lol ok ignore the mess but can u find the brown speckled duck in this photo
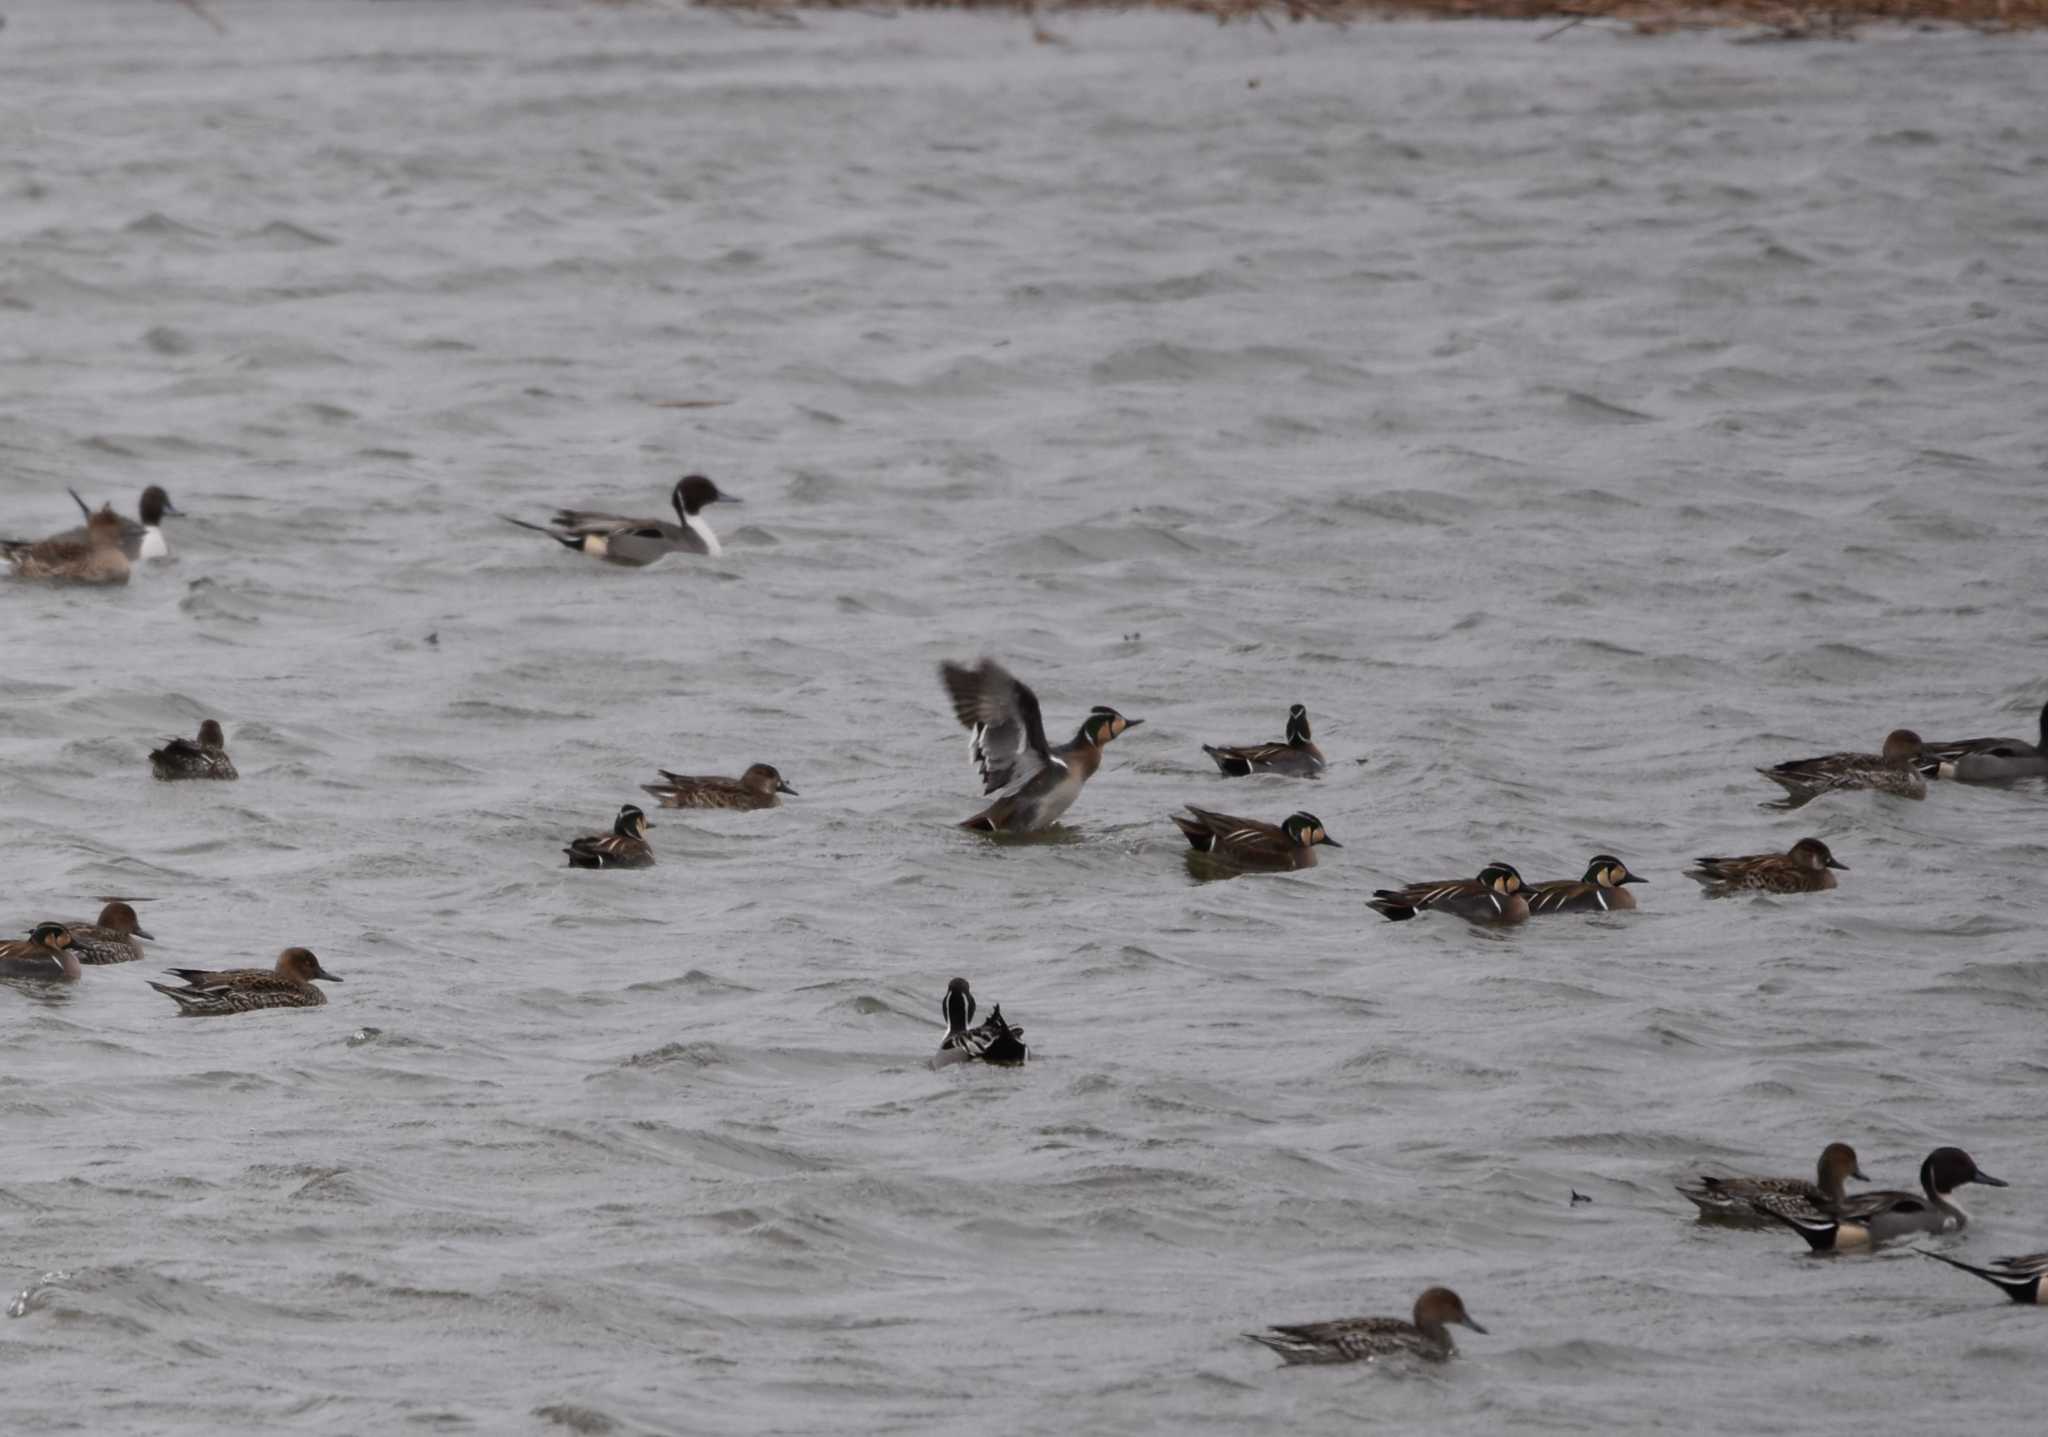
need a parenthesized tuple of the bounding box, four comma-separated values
(59, 485, 182, 562)
(1685, 837, 1844, 897)
(1201, 704, 1326, 778)
(1369, 864, 1530, 925)
(1676, 1142, 1867, 1225)
(150, 720, 237, 781)
(0, 923, 82, 982)
(1246, 1286, 1487, 1365)
(1758, 729, 1927, 808)
(148, 947, 340, 1016)
(65, 902, 155, 964)
(640, 763, 796, 810)
(564, 804, 655, 869)
(1173, 807, 1339, 872)
(2, 504, 130, 585)
(1523, 855, 1645, 915)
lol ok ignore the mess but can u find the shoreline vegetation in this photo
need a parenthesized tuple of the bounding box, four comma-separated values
(684, 0, 2048, 36)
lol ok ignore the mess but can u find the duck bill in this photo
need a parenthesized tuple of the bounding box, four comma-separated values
(134, 927, 157, 941)
(1973, 1171, 2009, 1187)
(777, 782, 798, 795)
(716, 493, 742, 504)
(1122, 718, 1145, 729)
(1320, 838, 1344, 848)
(1460, 1317, 1489, 1334)
(1825, 858, 1849, 870)
(316, 970, 343, 983)
(1621, 874, 1646, 885)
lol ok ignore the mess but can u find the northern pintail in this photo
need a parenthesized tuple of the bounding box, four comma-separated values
(59, 485, 182, 562)
(564, 804, 655, 868)
(0, 923, 81, 982)
(150, 720, 237, 781)
(1772, 1147, 2006, 1251)
(1685, 837, 1844, 897)
(640, 763, 796, 811)
(1246, 1286, 1487, 1365)
(1, 504, 130, 585)
(1201, 704, 1326, 778)
(938, 658, 1142, 833)
(929, 978, 1027, 1068)
(1173, 806, 1339, 872)
(1921, 1249, 2048, 1304)
(148, 947, 340, 1016)
(502, 474, 739, 566)
(1919, 700, 2048, 783)
(1677, 1142, 1867, 1224)
(1368, 864, 1530, 925)
(1524, 855, 1645, 915)
(1757, 730, 1928, 807)
(66, 902, 154, 965)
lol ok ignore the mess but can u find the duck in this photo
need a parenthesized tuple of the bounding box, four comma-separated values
(1920, 1249, 2048, 1304)
(929, 977, 1028, 1068)
(1201, 704, 1326, 778)
(1172, 806, 1340, 872)
(149, 720, 238, 781)
(1676, 1142, 1867, 1224)
(1245, 1286, 1487, 1365)
(1757, 729, 1928, 807)
(59, 485, 182, 562)
(1, 504, 130, 585)
(1523, 855, 1645, 915)
(640, 763, 796, 811)
(64, 901, 154, 964)
(938, 658, 1142, 833)
(1684, 837, 1844, 897)
(1368, 864, 1530, 925)
(1769, 1147, 2006, 1251)
(0, 923, 81, 982)
(147, 947, 340, 1016)
(1918, 699, 2048, 783)
(564, 804, 655, 868)
(502, 474, 739, 566)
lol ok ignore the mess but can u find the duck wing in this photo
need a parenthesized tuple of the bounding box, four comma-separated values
(940, 659, 1058, 797)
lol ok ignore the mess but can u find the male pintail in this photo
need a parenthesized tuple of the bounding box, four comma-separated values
(938, 658, 1141, 833)
(1201, 704, 1326, 778)
(1246, 1286, 1487, 1365)
(61, 485, 182, 562)
(66, 902, 155, 964)
(1920, 1249, 2048, 1304)
(1676, 1142, 1867, 1224)
(148, 947, 340, 1016)
(1770, 1147, 2006, 1251)
(0, 923, 82, 982)
(640, 763, 796, 811)
(1173, 806, 1339, 872)
(150, 720, 237, 781)
(929, 977, 1027, 1068)
(1369, 864, 1530, 925)
(503, 475, 738, 566)
(1685, 837, 1844, 897)
(1757, 730, 1928, 808)
(1523, 855, 1645, 915)
(1, 505, 130, 585)
(564, 804, 655, 868)
(1917, 699, 2048, 783)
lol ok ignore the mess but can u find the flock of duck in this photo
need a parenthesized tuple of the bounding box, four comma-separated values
(7, 478, 2048, 1361)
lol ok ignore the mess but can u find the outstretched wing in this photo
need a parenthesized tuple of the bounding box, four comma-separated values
(940, 659, 1058, 796)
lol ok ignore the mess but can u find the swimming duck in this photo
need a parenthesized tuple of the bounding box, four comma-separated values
(929, 977, 1028, 1068)
(59, 485, 182, 562)
(1920, 1249, 2048, 1304)
(1173, 806, 1340, 872)
(1684, 837, 1844, 897)
(1201, 704, 1326, 778)
(1245, 1286, 1487, 1365)
(1, 504, 130, 585)
(147, 947, 340, 1016)
(1770, 1147, 2006, 1251)
(640, 763, 796, 811)
(1368, 864, 1530, 925)
(149, 720, 238, 781)
(1757, 729, 1928, 807)
(502, 474, 739, 566)
(938, 658, 1142, 833)
(564, 804, 655, 868)
(0, 923, 81, 982)
(1523, 855, 1645, 915)
(1918, 700, 2048, 783)
(64, 901, 154, 964)
(1676, 1142, 1867, 1224)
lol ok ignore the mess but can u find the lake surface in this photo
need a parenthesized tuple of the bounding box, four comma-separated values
(2, 3, 2045, 1432)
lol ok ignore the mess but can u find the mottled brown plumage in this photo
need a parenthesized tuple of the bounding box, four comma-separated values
(641, 763, 796, 810)
(2, 504, 130, 584)
(1246, 1287, 1487, 1365)
(1685, 837, 1845, 897)
(1676, 1142, 1867, 1224)
(66, 902, 155, 964)
(1758, 729, 1927, 808)
(150, 719, 238, 780)
(148, 947, 340, 1016)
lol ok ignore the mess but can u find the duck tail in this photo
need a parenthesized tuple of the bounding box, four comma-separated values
(1367, 894, 1417, 922)
(1764, 1205, 1837, 1252)
(1203, 745, 1252, 778)
(68, 487, 94, 520)
(1918, 1249, 2035, 1301)
(500, 515, 580, 552)
(1172, 813, 1213, 851)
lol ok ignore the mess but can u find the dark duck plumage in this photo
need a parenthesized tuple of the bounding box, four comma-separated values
(1523, 855, 1644, 915)
(0, 923, 82, 982)
(1173, 806, 1339, 872)
(150, 719, 238, 780)
(564, 804, 655, 868)
(1758, 729, 1927, 808)
(930, 978, 1027, 1068)
(1201, 704, 1326, 778)
(938, 658, 1141, 833)
(1921, 1249, 2048, 1304)
(1369, 863, 1530, 925)
(641, 763, 796, 810)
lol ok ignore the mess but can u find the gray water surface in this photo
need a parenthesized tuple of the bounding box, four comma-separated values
(3, 4, 2046, 1433)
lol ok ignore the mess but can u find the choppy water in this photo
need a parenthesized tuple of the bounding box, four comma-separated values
(3, 3, 2046, 1432)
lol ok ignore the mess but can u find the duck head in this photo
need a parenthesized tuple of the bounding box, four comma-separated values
(1476, 863, 1524, 895)
(1285, 704, 1313, 745)
(278, 947, 342, 983)
(1413, 1286, 1486, 1337)
(1282, 812, 1340, 849)
(1790, 837, 1846, 872)
(671, 474, 738, 518)
(615, 804, 652, 839)
(742, 763, 798, 796)
(1079, 707, 1142, 746)
(1584, 855, 1645, 888)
